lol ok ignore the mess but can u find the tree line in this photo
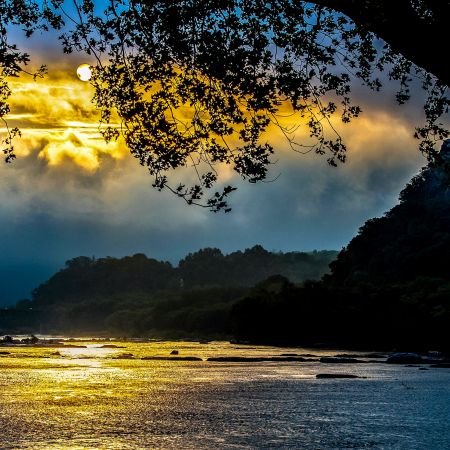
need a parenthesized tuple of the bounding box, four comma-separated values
(0, 247, 337, 337)
(2, 143, 450, 350)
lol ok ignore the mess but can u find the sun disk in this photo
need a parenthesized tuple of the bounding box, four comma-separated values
(77, 64, 92, 82)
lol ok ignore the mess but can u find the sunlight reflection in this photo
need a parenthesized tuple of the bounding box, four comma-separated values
(1, 340, 442, 449)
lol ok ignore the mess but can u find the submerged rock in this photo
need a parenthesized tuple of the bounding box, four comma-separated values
(386, 353, 423, 364)
(207, 356, 308, 362)
(141, 356, 202, 361)
(430, 363, 450, 368)
(335, 353, 386, 359)
(100, 344, 126, 349)
(115, 353, 134, 359)
(316, 373, 360, 379)
(320, 357, 366, 364)
(21, 335, 39, 345)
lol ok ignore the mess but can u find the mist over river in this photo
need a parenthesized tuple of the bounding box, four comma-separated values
(1, 340, 449, 449)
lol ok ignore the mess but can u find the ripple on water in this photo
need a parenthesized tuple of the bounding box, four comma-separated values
(0, 341, 449, 449)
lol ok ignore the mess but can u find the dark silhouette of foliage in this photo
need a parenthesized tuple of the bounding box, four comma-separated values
(0, 246, 336, 335)
(3, 141, 450, 349)
(1, 0, 61, 161)
(230, 278, 450, 350)
(327, 140, 450, 286)
(178, 245, 337, 287)
(1, 1, 449, 209)
(32, 253, 176, 306)
(231, 140, 450, 350)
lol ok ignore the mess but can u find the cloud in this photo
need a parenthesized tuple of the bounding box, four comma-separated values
(0, 68, 427, 226)
(0, 54, 442, 305)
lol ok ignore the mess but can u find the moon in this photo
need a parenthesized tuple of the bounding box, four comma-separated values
(76, 64, 92, 82)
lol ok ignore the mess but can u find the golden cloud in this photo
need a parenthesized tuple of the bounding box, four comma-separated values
(1, 66, 426, 184)
(3, 72, 126, 171)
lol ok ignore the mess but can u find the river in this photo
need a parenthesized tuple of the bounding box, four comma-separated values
(1, 340, 449, 449)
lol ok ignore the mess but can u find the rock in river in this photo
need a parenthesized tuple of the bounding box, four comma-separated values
(320, 357, 366, 364)
(386, 353, 423, 364)
(316, 373, 360, 379)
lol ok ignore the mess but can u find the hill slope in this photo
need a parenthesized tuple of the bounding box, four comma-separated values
(1, 247, 337, 335)
(231, 141, 450, 349)
(328, 140, 450, 286)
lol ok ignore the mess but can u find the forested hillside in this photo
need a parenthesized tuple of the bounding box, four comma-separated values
(30, 246, 336, 305)
(3, 142, 450, 349)
(0, 247, 336, 335)
(232, 142, 450, 349)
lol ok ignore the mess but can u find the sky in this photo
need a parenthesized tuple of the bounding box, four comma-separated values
(0, 11, 437, 305)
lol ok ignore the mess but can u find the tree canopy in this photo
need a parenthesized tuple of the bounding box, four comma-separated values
(1, 0, 449, 210)
(0, 246, 336, 335)
(232, 140, 450, 349)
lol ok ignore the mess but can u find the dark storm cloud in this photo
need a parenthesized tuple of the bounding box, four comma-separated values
(0, 100, 427, 305)
(1, 21, 444, 304)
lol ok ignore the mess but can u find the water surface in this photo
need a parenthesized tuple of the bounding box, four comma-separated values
(1, 340, 449, 449)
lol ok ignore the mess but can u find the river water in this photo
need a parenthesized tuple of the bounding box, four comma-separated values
(0, 340, 449, 449)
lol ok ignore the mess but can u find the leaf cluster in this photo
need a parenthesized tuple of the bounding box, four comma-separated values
(1, 0, 62, 161)
(1, 1, 448, 210)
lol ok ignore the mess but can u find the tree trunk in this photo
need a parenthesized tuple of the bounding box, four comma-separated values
(309, 0, 449, 88)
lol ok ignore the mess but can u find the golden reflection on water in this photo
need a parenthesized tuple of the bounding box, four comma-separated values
(0, 341, 394, 449)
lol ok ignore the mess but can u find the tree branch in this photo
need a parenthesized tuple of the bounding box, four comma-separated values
(306, 0, 449, 87)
